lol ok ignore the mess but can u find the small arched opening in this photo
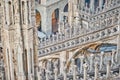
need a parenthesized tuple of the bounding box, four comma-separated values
(36, 10, 41, 31)
(63, 3, 68, 22)
(52, 8, 59, 34)
(75, 58, 81, 72)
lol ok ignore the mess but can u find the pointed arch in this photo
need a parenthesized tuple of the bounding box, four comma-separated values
(52, 8, 59, 34)
(63, 3, 68, 22)
(64, 3, 68, 12)
(36, 10, 41, 31)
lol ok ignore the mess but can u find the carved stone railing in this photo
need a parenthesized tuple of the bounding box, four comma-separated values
(38, 0, 120, 57)
(38, 15, 119, 57)
(80, 0, 120, 21)
(38, 50, 120, 80)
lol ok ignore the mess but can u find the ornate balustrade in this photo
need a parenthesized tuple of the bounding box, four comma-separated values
(80, 0, 120, 20)
(38, 8, 120, 57)
(38, 50, 120, 80)
(38, 0, 120, 57)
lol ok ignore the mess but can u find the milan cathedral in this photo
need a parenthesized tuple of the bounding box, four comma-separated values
(0, 0, 120, 80)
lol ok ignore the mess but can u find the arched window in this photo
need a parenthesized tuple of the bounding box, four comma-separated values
(35, 10, 41, 31)
(52, 8, 59, 34)
(63, 4, 68, 22)
(64, 4, 68, 12)
(75, 58, 80, 72)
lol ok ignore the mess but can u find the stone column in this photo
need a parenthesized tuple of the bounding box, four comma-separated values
(24, 1, 32, 80)
(71, 59, 75, 72)
(117, 9, 120, 65)
(117, 31, 120, 64)
(28, 1, 32, 25)
(111, 49, 116, 67)
(79, 55, 84, 73)
(24, 1, 28, 25)
(8, 49, 15, 80)
(4, 48, 11, 80)
(106, 61, 111, 79)
(54, 65, 58, 80)
(60, 51, 66, 74)
(83, 63, 88, 80)
(73, 65, 77, 80)
(100, 51, 104, 70)
(46, 70, 49, 80)
(14, 13, 25, 80)
(68, 0, 73, 27)
(17, 46, 24, 80)
(63, 67, 67, 80)
(89, 54, 94, 72)
(37, 66, 41, 80)
(117, 19, 120, 78)
(59, 9, 63, 23)
(73, 0, 80, 28)
(94, 62, 99, 80)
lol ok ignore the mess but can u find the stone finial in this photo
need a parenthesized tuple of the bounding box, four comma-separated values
(54, 66, 58, 80)
(73, 65, 77, 80)
(106, 60, 111, 79)
(79, 55, 85, 73)
(83, 63, 88, 80)
(94, 62, 99, 80)
(89, 54, 94, 72)
(100, 51, 104, 70)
